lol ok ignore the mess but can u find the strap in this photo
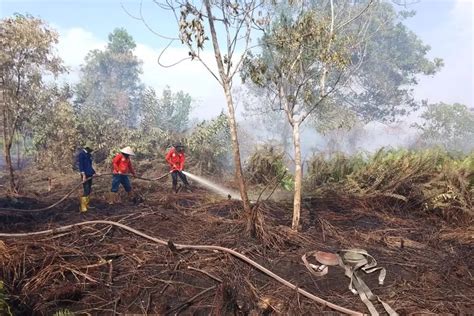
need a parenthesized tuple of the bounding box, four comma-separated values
(302, 248, 398, 316)
(302, 251, 329, 277)
(338, 249, 397, 316)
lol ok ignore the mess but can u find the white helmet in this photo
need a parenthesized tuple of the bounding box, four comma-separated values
(120, 146, 135, 156)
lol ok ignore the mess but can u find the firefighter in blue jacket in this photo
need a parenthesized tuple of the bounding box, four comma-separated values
(78, 143, 97, 213)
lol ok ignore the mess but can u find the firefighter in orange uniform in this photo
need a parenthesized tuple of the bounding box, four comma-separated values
(165, 142, 190, 192)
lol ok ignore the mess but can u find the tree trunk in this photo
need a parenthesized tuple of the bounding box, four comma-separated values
(223, 82, 253, 223)
(203, 0, 253, 232)
(2, 104, 15, 191)
(3, 139, 15, 192)
(16, 137, 21, 169)
(281, 122, 291, 154)
(291, 122, 302, 231)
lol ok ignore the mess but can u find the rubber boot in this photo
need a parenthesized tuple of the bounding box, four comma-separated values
(80, 196, 88, 213)
(172, 184, 177, 193)
(86, 196, 95, 209)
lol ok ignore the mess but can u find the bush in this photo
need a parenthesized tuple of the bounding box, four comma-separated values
(306, 152, 366, 186)
(186, 113, 232, 175)
(246, 145, 294, 190)
(305, 149, 473, 225)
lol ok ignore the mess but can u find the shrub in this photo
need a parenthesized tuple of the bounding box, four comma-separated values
(246, 145, 294, 190)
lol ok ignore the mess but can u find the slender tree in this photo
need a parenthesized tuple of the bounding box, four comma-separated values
(0, 14, 64, 191)
(75, 28, 144, 128)
(243, 0, 367, 230)
(138, 0, 265, 233)
(242, 0, 442, 230)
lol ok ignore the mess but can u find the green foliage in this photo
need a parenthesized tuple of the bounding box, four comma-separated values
(246, 145, 294, 190)
(413, 102, 474, 153)
(345, 2, 443, 122)
(242, 8, 351, 116)
(0, 280, 12, 316)
(126, 127, 169, 159)
(75, 107, 125, 163)
(71, 28, 196, 164)
(0, 14, 63, 77)
(30, 84, 79, 170)
(422, 153, 473, 222)
(52, 309, 74, 316)
(0, 14, 64, 187)
(306, 149, 473, 224)
(74, 28, 143, 128)
(243, 1, 443, 131)
(186, 113, 231, 174)
(306, 152, 366, 186)
(141, 87, 193, 133)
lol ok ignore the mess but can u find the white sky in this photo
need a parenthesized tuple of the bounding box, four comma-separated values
(2, 0, 472, 118)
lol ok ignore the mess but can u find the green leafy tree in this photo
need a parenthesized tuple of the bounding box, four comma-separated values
(148, 0, 263, 233)
(141, 87, 192, 133)
(414, 103, 474, 153)
(75, 28, 143, 128)
(30, 84, 79, 170)
(0, 14, 64, 190)
(343, 4, 443, 122)
(75, 106, 126, 163)
(242, 0, 365, 230)
(242, 0, 443, 230)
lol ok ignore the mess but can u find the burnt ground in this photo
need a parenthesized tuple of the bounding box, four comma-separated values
(0, 172, 473, 315)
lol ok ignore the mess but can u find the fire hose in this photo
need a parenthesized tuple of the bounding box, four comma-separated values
(0, 173, 170, 213)
(0, 220, 364, 315)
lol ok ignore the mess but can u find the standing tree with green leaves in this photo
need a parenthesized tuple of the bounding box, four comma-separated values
(74, 28, 144, 157)
(0, 14, 64, 191)
(141, 87, 192, 133)
(30, 84, 79, 170)
(341, 5, 443, 122)
(414, 103, 474, 153)
(242, 0, 372, 230)
(243, 0, 443, 230)
(143, 0, 264, 234)
(75, 28, 143, 129)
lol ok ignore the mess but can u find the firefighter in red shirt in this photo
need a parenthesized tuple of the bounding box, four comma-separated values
(108, 146, 136, 203)
(165, 142, 190, 192)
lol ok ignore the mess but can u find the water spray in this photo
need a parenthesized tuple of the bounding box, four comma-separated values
(182, 171, 241, 200)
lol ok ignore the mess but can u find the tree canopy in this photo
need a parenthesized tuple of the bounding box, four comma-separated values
(74, 27, 143, 128)
(414, 102, 474, 153)
(0, 14, 64, 189)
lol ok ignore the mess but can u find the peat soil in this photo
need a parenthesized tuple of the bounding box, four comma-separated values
(0, 172, 472, 315)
